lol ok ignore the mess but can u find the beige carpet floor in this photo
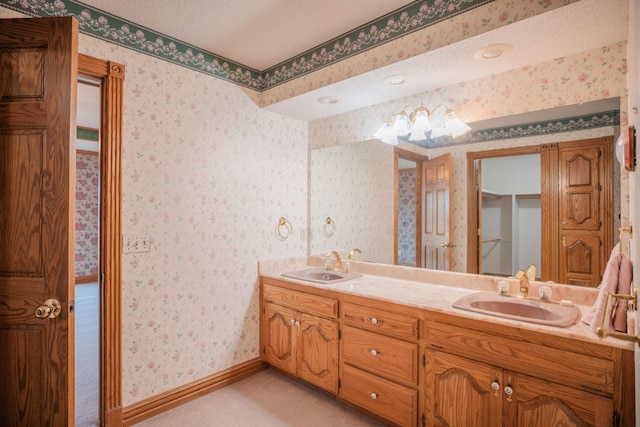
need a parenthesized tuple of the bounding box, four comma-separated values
(75, 282, 100, 427)
(136, 369, 386, 426)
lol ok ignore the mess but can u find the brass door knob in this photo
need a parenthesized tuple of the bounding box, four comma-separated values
(35, 299, 62, 319)
(441, 242, 455, 248)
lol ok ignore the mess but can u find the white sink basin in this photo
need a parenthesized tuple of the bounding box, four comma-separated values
(282, 268, 362, 284)
(452, 292, 580, 328)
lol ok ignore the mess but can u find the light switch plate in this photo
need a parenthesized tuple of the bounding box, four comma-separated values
(122, 234, 150, 253)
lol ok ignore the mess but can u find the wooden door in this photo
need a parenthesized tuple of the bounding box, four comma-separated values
(263, 302, 296, 374)
(424, 351, 502, 426)
(423, 154, 451, 270)
(560, 147, 601, 231)
(297, 313, 338, 394)
(0, 17, 78, 426)
(503, 371, 613, 426)
(558, 139, 612, 286)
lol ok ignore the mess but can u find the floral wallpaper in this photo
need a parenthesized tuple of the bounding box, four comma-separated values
(1, 7, 309, 405)
(75, 152, 99, 278)
(398, 169, 416, 265)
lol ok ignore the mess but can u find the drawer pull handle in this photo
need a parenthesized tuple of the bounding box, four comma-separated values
(289, 319, 295, 325)
(369, 348, 382, 357)
(369, 392, 378, 400)
(369, 317, 384, 325)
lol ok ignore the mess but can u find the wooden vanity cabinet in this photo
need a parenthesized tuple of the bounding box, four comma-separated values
(261, 278, 339, 394)
(424, 351, 613, 426)
(423, 313, 631, 427)
(260, 277, 634, 426)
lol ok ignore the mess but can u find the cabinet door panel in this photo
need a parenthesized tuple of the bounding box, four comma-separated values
(297, 313, 338, 394)
(560, 235, 601, 288)
(504, 371, 612, 427)
(263, 302, 296, 374)
(424, 351, 502, 427)
(560, 147, 600, 230)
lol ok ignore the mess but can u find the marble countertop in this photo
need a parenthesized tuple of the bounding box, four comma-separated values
(259, 256, 635, 351)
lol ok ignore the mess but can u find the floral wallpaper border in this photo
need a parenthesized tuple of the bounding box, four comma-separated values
(77, 127, 98, 141)
(405, 110, 620, 149)
(0, 0, 492, 90)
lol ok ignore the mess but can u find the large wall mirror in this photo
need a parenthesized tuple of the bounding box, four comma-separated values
(308, 100, 622, 286)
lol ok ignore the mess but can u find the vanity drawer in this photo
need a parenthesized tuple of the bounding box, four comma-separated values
(342, 301, 418, 341)
(263, 283, 338, 319)
(340, 364, 417, 427)
(342, 325, 418, 386)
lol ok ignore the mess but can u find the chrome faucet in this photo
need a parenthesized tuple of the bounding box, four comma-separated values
(325, 251, 342, 271)
(348, 248, 362, 260)
(514, 264, 536, 299)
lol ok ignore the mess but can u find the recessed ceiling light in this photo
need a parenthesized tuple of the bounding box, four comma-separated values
(383, 75, 407, 86)
(318, 96, 339, 104)
(474, 43, 513, 61)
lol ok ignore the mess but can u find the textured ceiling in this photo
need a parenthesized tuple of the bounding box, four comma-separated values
(77, 0, 414, 71)
(74, 0, 628, 122)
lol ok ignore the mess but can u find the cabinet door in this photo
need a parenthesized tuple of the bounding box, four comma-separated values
(263, 302, 296, 375)
(297, 313, 339, 394)
(424, 351, 502, 427)
(503, 371, 613, 427)
(560, 234, 601, 287)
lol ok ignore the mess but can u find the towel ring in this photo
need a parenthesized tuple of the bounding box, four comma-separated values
(276, 217, 292, 240)
(323, 217, 336, 238)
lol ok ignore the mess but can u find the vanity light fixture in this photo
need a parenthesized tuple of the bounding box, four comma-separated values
(373, 105, 471, 145)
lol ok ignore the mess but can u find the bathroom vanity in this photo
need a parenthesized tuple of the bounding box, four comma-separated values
(259, 258, 634, 427)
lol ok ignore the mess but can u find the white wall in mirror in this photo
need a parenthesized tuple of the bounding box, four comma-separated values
(309, 140, 394, 263)
(481, 154, 541, 277)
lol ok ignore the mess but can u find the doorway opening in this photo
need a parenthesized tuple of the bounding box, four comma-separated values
(75, 76, 101, 426)
(394, 148, 426, 267)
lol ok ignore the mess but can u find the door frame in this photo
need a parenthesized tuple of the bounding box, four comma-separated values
(78, 53, 124, 426)
(466, 145, 541, 276)
(394, 148, 426, 267)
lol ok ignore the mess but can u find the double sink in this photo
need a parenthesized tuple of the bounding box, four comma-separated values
(281, 268, 580, 328)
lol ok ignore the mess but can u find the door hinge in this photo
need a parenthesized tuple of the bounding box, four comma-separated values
(422, 354, 426, 367)
(613, 411, 620, 427)
(69, 300, 75, 314)
(338, 378, 341, 389)
(338, 329, 341, 339)
(422, 413, 426, 427)
(101, 272, 105, 285)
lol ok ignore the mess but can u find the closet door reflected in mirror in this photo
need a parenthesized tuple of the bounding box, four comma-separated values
(467, 137, 613, 286)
